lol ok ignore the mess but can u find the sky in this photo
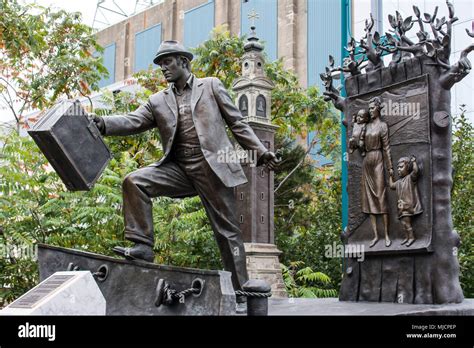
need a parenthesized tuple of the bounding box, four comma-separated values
(27, 0, 150, 30)
(29, 0, 98, 28)
(25, 0, 161, 29)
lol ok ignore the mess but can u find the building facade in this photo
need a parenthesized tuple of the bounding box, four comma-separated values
(96, 0, 314, 88)
(95, 0, 473, 162)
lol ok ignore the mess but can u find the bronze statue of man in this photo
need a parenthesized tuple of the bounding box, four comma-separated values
(92, 40, 279, 291)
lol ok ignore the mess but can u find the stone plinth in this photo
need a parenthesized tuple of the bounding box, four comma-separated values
(0, 271, 105, 315)
(245, 243, 287, 298)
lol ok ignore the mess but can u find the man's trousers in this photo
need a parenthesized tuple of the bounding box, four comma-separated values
(121, 151, 248, 291)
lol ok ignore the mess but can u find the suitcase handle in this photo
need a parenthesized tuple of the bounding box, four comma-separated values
(87, 120, 101, 139)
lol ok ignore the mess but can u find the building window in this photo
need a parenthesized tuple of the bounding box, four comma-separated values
(241, 0, 278, 61)
(184, 1, 215, 50)
(97, 43, 116, 88)
(134, 24, 162, 73)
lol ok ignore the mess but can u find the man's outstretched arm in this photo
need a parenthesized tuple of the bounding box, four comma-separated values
(91, 99, 156, 136)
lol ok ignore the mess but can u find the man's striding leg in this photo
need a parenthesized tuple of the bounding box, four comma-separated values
(117, 161, 197, 261)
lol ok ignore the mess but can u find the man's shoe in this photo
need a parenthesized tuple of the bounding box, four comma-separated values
(113, 243, 154, 262)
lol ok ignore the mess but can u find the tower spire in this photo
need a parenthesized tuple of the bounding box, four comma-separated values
(245, 10, 264, 53)
(231, 12, 285, 296)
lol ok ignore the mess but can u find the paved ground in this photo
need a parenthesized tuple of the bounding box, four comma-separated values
(268, 298, 474, 315)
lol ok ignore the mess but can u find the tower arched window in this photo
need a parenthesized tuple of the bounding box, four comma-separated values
(256, 94, 266, 117)
(239, 95, 249, 117)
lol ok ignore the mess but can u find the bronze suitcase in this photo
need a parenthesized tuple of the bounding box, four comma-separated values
(28, 100, 112, 191)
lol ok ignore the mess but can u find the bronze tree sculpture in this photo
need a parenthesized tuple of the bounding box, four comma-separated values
(321, 0, 472, 304)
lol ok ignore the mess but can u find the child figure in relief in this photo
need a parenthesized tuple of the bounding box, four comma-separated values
(349, 109, 369, 157)
(389, 155, 423, 247)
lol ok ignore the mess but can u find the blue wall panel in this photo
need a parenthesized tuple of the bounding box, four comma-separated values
(241, 0, 278, 61)
(184, 1, 215, 49)
(307, 0, 342, 166)
(134, 24, 162, 73)
(307, 0, 341, 89)
(98, 43, 116, 88)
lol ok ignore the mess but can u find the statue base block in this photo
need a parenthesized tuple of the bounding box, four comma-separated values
(37, 244, 236, 315)
(1, 271, 105, 315)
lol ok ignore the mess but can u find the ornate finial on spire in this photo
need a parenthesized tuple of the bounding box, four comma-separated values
(248, 9, 260, 28)
(245, 9, 263, 51)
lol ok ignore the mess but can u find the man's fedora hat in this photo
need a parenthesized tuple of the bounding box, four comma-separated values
(153, 40, 194, 64)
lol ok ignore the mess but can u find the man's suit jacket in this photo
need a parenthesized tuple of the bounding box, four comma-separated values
(103, 76, 268, 187)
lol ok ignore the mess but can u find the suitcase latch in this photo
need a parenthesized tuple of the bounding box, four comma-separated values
(87, 120, 100, 139)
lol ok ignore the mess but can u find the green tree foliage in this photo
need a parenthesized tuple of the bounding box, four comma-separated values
(0, 131, 129, 304)
(152, 197, 220, 269)
(267, 64, 335, 138)
(0, 0, 106, 127)
(281, 261, 337, 298)
(191, 26, 245, 90)
(452, 109, 474, 297)
(274, 137, 343, 289)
